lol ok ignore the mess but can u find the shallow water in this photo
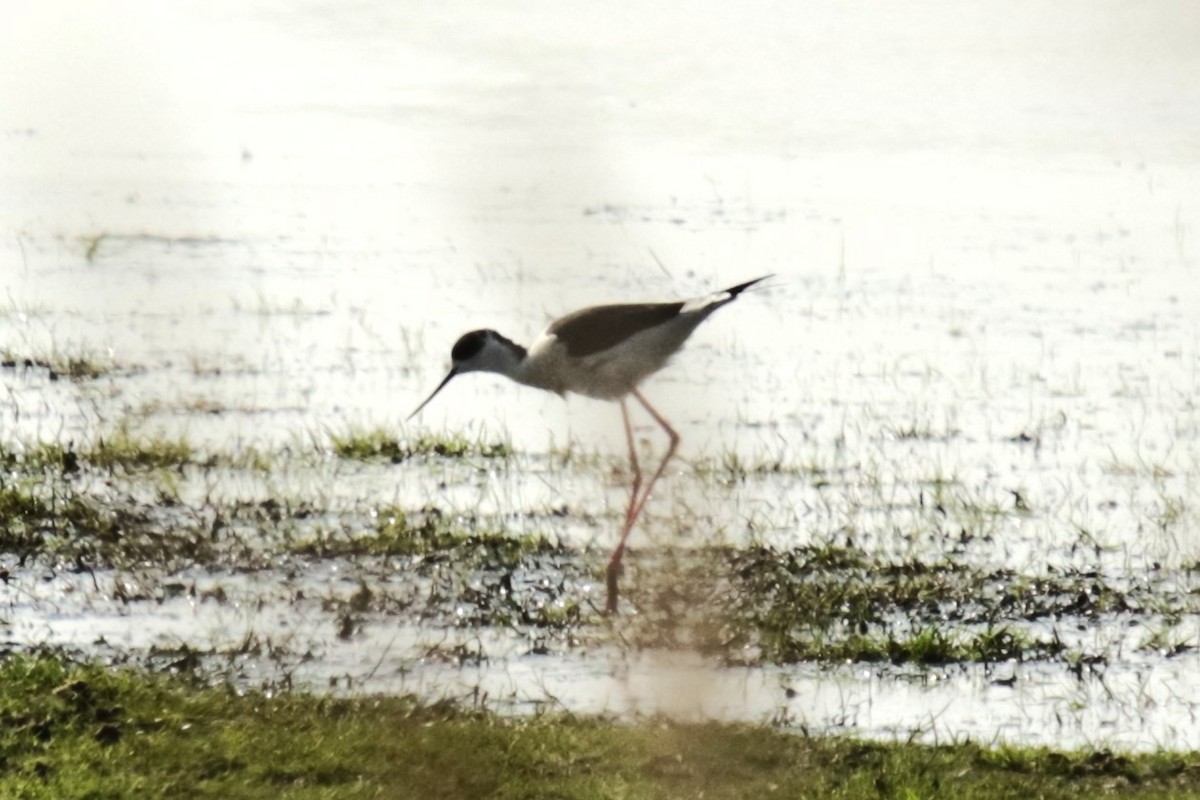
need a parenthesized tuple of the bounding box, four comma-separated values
(3, 0, 1200, 751)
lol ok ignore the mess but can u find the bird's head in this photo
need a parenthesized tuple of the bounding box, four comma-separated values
(408, 330, 524, 419)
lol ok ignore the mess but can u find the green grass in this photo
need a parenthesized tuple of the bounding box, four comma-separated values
(0, 482, 122, 561)
(5, 432, 277, 477)
(330, 427, 512, 462)
(0, 441, 75, 473)
(0, 437, 212, 568)
(1, 432, 194, 475)
(623, 545, 1155, 666)
(801, 624, 1058, 666)
(293, 508, 559, 562)
(87, 429, 194, 472)
(2, 652, 1199, 799)
(0, 478, 212, 570)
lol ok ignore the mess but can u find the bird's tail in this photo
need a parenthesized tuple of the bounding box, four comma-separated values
(682, 275, 772, 315)
(722, 275, 772, 298)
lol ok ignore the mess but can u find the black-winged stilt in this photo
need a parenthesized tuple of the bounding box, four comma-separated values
(410, 275, 769, 612)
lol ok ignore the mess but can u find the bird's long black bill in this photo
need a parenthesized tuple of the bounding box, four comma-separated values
(408, 369, 457, 420)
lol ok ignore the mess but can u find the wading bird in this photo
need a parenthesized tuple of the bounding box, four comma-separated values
(410, 275, 769, 612)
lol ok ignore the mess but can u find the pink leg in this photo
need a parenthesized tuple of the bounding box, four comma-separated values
(625, 390, 680, 526)
(606, 398, 640, 614)
(606, 389, 680, 614)
(618, 398, 643, 531)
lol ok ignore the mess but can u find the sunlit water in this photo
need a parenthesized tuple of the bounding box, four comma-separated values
(3, 0, 1200, 750)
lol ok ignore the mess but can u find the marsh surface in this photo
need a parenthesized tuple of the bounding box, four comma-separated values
(3, 0, 1199, 751)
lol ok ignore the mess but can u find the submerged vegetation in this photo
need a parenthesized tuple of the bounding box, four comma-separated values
(2, 429, 1197, 678)
(0, 344, 124, 382)
(294, 506, 560, 562)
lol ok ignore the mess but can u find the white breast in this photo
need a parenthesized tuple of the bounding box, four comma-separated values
(519, 317, 705, 400)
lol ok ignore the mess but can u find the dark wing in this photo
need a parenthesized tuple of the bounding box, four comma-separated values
(546, 302, 683, 357)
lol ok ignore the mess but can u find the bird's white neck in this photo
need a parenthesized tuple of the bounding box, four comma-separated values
(464, 333, 529, 381)
(474, 332, 569, 395)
